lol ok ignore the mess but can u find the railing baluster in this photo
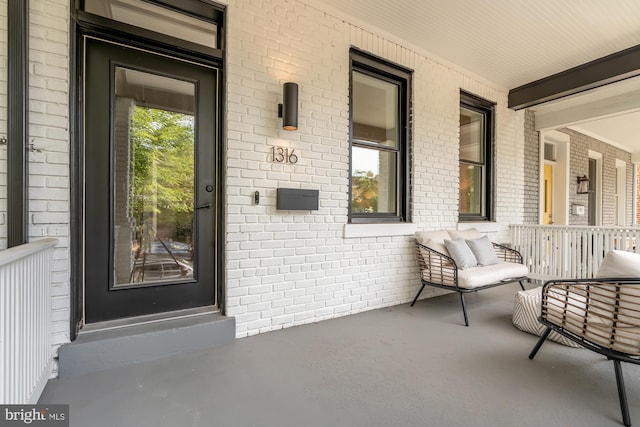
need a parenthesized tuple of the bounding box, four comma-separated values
(510, 225, 640, 281)
(0, 238, 57, 404)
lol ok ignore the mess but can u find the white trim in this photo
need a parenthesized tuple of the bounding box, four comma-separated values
(343, 223, 417, 238)
(0, 238, 58, 267)
(588, 150, 603, 226)
(539, 131, 569, 225)
(635, 164, 639, 225)
(616, 159, 627, 226)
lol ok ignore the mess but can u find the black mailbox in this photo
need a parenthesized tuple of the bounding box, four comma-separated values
(276, 188, 319, 210)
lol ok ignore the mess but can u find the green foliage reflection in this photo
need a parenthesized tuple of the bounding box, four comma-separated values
(129, 107, 195, 245)
(351, 170, 378, 213)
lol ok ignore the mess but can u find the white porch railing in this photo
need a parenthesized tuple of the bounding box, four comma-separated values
(0, 238, 58, 404)
(510, 225, 640, 281)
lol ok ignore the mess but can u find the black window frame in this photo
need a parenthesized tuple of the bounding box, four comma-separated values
(459, 91, 495, 222)
(348, 48, 412, 224)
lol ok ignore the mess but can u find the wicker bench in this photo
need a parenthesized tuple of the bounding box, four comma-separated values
(412, 229, 529, 326)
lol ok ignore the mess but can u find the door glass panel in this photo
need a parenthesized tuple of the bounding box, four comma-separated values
(0, 0, 6, 250)
(84, 0, 217, 48)
(113, 67, 195, 287)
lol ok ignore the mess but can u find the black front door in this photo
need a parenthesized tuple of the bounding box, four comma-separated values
(84, 37, 218, 323)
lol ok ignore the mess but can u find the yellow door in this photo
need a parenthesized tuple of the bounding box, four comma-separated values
(543, 164, 553, 224)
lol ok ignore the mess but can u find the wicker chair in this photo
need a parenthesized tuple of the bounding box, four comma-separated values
(529, 277, 640, 426)
(413, 230, 528, 326)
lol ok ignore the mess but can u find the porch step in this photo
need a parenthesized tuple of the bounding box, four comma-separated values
(58, 307, 234, 378)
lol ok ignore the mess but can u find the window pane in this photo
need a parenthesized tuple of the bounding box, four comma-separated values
(352, 71, 398, 148)
(85, 0, 217, 48)
(460, 163, 483, 215)
(460, 107, 483, 162)
(351, 146, 397, 214)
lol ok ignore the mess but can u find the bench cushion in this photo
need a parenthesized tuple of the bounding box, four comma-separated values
(448, 228, 483, 240)
(415, 230, 450, 255)
(456, 261, 528, 289)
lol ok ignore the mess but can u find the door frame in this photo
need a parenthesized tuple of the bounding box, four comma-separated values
(615, 158, 627, 226)
(539, 130, 569, 225)
(589, 150, 603, 226)
(70, 1, 226, 338)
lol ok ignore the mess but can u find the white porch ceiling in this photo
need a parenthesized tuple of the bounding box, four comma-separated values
(306, 0, 640, 154)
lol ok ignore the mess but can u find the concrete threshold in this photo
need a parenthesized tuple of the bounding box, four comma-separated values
(58, 307, 235, 378)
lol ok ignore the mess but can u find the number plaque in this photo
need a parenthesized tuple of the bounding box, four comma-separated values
(271, 146, 298, 164)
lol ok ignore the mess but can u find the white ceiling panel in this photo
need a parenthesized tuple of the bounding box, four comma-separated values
(305, 0, 640, 153)
(305, 0, 640, 89)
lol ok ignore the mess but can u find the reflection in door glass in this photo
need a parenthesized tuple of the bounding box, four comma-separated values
(113, 67, 195, 286)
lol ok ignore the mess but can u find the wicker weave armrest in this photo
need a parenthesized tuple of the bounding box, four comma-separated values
(540, 278, 640, 356)
(530, 277, 640, 426)
(492, 242, 523, 264)
(415, 241, 458, 288)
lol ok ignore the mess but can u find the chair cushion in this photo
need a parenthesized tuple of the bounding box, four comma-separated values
(447, 228, 483, 240)
(444, 238, 477, 269)
(596, 250, 640, 278)
(456, 262, 528, 289)
(466, 235, 499, 266)
(593, 250, 640, 353)
(415, 230, 450, 255)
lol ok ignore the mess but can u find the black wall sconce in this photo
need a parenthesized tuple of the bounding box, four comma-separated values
(278, 82, 298, 131)
(577, 175, 590, 194)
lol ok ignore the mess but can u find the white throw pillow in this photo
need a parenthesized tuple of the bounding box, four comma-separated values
(596, 250, 640, 278)
(444, 238, 478, 269)
(466, 235, 499, 266)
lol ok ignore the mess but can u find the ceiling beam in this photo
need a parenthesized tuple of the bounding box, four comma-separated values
(508, 44, 640, 110)
(534, 88, 640, 130)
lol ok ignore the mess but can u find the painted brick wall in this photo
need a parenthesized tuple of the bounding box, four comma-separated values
(28, 0, 71, 372)
(225, 0, 526, 338)
(560, 128, 633, 226)
(523, 110, 539, 224)
(15, 0, 530, 355)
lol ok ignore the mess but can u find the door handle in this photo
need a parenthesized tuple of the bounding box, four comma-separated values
(196, 202, 212, 209)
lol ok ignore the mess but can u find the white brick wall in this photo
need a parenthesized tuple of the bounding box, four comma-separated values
(225, 0, 526, 338)
(29, 0, 70, 372)
(7, 0, 529, 361)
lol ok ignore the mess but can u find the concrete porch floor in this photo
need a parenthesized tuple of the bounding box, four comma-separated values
(39, 285, 640, 427)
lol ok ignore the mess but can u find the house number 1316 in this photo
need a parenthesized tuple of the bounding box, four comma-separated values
(271, 146, 298, 164)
